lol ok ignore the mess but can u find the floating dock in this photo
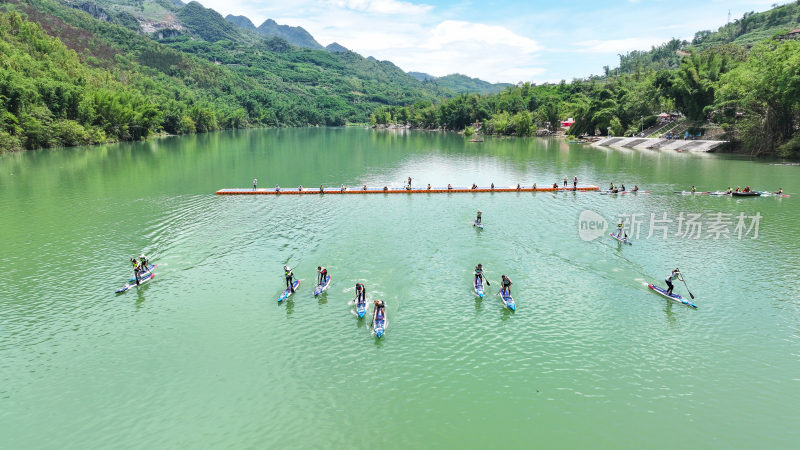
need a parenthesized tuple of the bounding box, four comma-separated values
(216, 185, 600, 195)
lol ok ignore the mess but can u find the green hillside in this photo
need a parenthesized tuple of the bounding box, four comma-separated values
(0, 0, 445, 152)
(435, 74, 512, 95)
(615, 3, 800, 76)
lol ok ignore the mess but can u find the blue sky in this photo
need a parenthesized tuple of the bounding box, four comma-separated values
(196, 0, 787, 83)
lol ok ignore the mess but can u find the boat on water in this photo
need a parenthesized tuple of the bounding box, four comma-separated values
(732, 191, 761, 197)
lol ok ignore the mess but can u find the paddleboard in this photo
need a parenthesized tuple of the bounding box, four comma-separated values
(279, 280, 300, 302)
(314, 275, 331, 296)
(610, 233, 632, 245)
(500, 289, 516, 311)
(648, 283, 697, 309)
(474, 277, 485, 298)
(373, 307, 387, 338)
(356, 296, 368, 318)
(115, 265, 156, 294)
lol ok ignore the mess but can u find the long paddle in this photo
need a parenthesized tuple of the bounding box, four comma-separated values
(681, 277, 695, 300)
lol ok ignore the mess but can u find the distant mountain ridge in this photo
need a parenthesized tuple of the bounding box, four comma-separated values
(253, 18, 322, 49)
(410, 72, 512, 94)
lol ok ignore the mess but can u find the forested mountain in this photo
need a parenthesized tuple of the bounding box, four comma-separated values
(224, 14, 255, 30)
(409, 72, 511, 94)
(0, 0, 447, 152)
(376, 4, 800, 157)
(253, 19, 322, 49)
(614, 2, 800, 76)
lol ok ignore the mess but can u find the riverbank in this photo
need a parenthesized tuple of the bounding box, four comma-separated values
(592, 136, 728, 152)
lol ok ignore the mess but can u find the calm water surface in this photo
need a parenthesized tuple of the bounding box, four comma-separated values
(1, 128, 798, 448)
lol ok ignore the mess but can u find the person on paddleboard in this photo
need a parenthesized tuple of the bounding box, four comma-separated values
(407, 177, 412, 188)
(573, 176, 578, 190)
(614, 222, 627, 239)
(253, 178, 257, 190)
(666, 268, 683, 296)
(690, 185, 696, 193)
(775, 187, 783, 194)
(355, 283, 366, 303)
(620, 183, 626, 192)
(471, 183, 478, 190)
(130, 258, 141, 285)
(500, 275, 512, 296)
(317, 266, 328, 286)
(563, 176, 568, 187)
(725, 186, 732, 194)
(476, 210, 482, 225)
(275, 184, 280, 192)
(474, 264, 486, 287)
(139, 254, 149, 271)
(373, 300, 386, 323)
(284, 266, 295, 293)
(427, 183, 431, 190)
(632, 185, 639, 192)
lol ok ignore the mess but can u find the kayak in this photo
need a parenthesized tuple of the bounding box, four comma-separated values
(648, 284, 697, 309)
(620, 190, 650, 195)
(313, 275, 332, 296)
(474, 277, 485, 298)
(373, 306, 386, 338)
(356, 296, 368, 318)
(610, 232, 632, 245)
(732, 191, 761, 197)
(499, 289, 516, 311)
(115, 265, 156, 294)
(473, 220, 484, 229)
(708, 191, 731, 196)
(278, 280, 300, 302)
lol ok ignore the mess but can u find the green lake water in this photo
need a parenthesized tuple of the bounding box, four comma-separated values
(1, 128, 798, 448)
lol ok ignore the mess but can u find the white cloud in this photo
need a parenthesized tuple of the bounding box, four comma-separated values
(422, 21, 541, 52)
(194, 0, 547, 83)
(329, 0, 433, 15)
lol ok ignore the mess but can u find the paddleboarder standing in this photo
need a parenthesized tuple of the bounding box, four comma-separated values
(666, 268, 683, 296)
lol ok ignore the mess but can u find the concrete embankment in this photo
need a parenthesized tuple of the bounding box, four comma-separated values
(593, 137, 727, 152)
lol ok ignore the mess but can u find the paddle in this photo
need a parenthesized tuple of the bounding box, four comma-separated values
(681, 277, 695, 300)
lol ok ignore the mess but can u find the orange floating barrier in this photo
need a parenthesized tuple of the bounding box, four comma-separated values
(216, 186, 599, 195)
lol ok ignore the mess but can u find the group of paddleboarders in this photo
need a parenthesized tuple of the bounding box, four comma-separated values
(687, 186, 783, 195)
(129, 254, 150, 284)
(473, 263, 513, 297)
(607, 183, 640, 193)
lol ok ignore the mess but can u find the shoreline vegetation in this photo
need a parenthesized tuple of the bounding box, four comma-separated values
(371, 37, 800, 158)
(2, 0, 799, 158)
(0, 0, 445, 154)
